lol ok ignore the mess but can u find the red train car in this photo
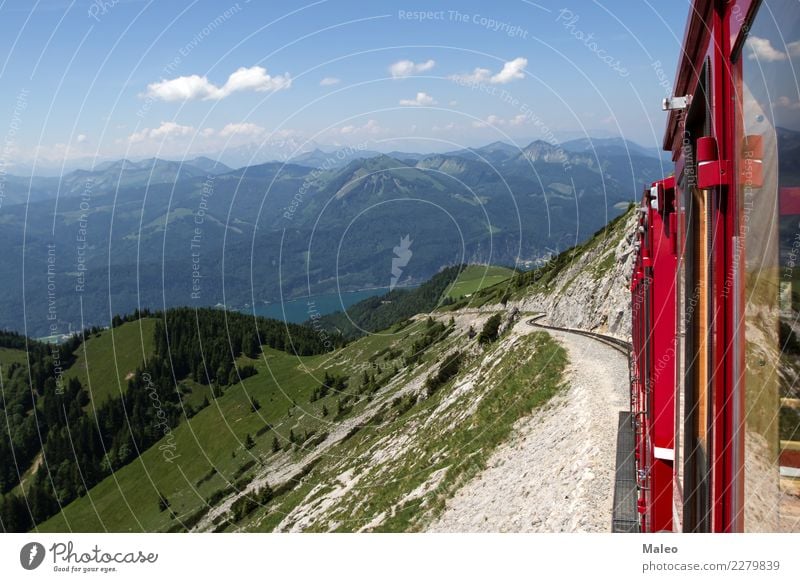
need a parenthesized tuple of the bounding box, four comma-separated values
(631, 177, 678, 532)
(630, 0, 800, 532)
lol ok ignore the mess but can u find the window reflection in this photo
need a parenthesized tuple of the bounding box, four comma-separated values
(739, 0, 800, 532)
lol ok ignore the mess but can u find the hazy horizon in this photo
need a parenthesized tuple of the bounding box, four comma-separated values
(0, 1, 688, 175)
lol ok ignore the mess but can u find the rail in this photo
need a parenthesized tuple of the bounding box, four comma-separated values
(525, 313, 637, 532)
(526, 314, 632, 356)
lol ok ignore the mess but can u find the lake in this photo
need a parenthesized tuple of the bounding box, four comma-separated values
(247, 288, 391, 323)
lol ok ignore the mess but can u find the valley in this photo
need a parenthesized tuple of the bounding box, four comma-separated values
(0, 205, 636, 533)
(0, 138, 663, 337)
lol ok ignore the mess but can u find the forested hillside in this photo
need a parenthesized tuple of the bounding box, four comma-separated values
(312, 265, 466, 339)
(0, 309, 332, 532)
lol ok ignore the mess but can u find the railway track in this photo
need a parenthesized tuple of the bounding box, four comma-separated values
(526, 314, 631, 357)
(525, 313, 637, 532)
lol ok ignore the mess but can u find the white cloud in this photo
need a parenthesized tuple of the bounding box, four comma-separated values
(490, 57, 528, 84)
(320, 76, 341, 86)
(451, 67, 491, 85)
(224, 66, 289, 94)
(789, 41, 800, 57)
(472, 114, 505, 128)
(389, 59, 435, 78)
(450, 57, 527, 85)
(747, 36, 787, 62)
(272, 128, 298, 140)
(128, 121, 195, 143)
(337, 119, 382, 136)
(432, 122, 458, 132)
(776, 96, 800, 110)
(144, 66, 291, 101)
(218, 122, 265, 137)
(150, 121, 194, 138)
(76, 134, 87, 143)
(365, 119, 381, 133)
(399, 92, 437, 106)
(470, 113, 528, 128)
(145, 75, 212, 101)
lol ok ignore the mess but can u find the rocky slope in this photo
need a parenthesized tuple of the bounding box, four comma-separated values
(33, 205, 638, 534)
(233, 207, 638, 532)
(514, 207, 636, 339)
(429, 327, 629, 532)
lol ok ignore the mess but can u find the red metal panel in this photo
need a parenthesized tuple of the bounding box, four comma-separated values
(647, 179, 678, 532)
(637, 0, 752, 533)
(663, 0, 715, 155)
(780, 187, 800, 216)
(707, 1, 727, 534)
(729, 0, 760, 57)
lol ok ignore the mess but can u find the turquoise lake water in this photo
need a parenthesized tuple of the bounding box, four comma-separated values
(247, 288, 390, 323)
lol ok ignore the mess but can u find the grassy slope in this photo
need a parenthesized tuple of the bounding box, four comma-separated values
(22, 214, 638, 534)
(243, 330, 566, 532)
(440, 205, 634, 312)
(0, 347, 27, 369)
(36, 304, 569, 533)
(446, 265, 515, 299)
(36, 320, 425, 532)
(65, 318, 157, 406)
(28, 207, 635, 533)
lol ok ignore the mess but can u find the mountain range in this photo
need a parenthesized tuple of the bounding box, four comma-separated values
(0, 137, 667, 336)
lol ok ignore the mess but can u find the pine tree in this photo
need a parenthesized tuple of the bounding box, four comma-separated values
(157, 492, 170, 512)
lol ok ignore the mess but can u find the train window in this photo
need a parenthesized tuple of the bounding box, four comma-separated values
(675, 176, 686, 525)
(678, 61, 714, 533)
(735, 0, 800, 532)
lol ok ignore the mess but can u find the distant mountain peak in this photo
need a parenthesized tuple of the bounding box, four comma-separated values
(478, 140, 518, 153)
(186, 156, 232, 175)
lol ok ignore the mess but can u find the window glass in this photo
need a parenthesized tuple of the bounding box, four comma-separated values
(738, 0, 800, 532)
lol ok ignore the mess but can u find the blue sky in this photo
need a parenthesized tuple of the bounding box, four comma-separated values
(0, 0, 691, 169)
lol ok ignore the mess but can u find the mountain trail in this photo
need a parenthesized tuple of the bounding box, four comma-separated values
(427, 328, 628, 532)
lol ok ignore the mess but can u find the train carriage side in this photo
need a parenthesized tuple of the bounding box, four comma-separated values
(631, 0, 800, 533)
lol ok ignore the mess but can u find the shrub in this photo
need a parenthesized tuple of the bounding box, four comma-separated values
(229, 485, 274, 522)
(233, 460, 256, 480)
(207, 488, 227, 506)
(181, 505, 211, 530)
(239, 365, 258, 380)
(424, 351, 464, 396)
(478, 314, 502, 344)
(196, 466, 218, 487)
(780, 321, 800, 356)
(234, 474, 255, 491)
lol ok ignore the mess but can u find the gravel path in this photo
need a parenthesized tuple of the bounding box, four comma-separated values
(427, 328, 629, 532)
